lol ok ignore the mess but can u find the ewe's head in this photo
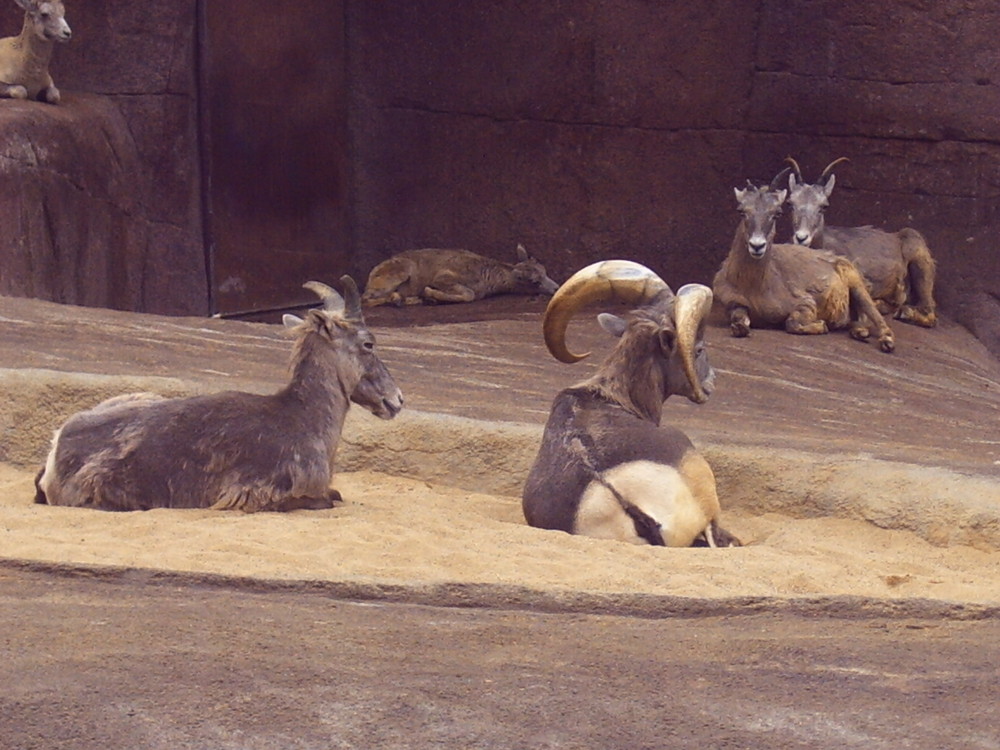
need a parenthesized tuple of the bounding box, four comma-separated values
(735, 184, 786, 259)
(283, 278, 403, 420)
(18, 0, 72, 43)
(785, 157, 848, 246)
(511, 244, 560, 296)
(542, 260, 714, 411)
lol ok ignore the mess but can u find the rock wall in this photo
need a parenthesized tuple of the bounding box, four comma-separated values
(0, 0, 997, 350)
(349, 0, 1000, 354)
(0, 0, 205, 315)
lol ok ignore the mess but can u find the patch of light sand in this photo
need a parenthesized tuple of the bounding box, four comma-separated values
(2, 465, 998, 606)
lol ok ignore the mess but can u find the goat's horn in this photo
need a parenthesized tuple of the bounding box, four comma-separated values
(820, 157, 850, 179)
(339, 275, 364, 321)
(769, 166, 792, 192)
(673, 284, 714, 404)
(303, 280, 346, 315)
(543, 260, 672, 364)
(784, 156, 803, 181)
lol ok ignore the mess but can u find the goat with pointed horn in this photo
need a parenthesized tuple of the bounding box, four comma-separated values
(522, 260, 740, 548)
(35, 277, 403, 511)
(785, 157, 937, 327)
(713, 178, 896, 352)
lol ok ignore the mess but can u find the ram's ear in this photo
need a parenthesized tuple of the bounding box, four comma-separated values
(658, 327, 676, 354)
(597, 313, 628, 338)
(282, 314, 304, 329)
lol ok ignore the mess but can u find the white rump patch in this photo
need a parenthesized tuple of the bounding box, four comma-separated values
(574, 461, 712, 547)
(36, 428, 62, 503)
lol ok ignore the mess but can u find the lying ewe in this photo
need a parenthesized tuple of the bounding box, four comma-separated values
(522, 260, 740, 548)
(34, 278, 403, 512)
(361, 244, 559, 306)
(0, 0, 71, 103)
(713, 178, 896, 353)
(785, 157, 938, 327)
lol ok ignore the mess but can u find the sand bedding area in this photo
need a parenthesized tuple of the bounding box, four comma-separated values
(3, 461, 999, 615)
(1, 297, 998, 617)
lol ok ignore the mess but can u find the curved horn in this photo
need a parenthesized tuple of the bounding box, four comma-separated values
(303, 280, 346, 315)
(543, 260, 672, 364)
(339, 275, 364, 321)
(820, 156, 850, 180)
(673, 284, 714, 404)
(769, 166, 792, 192)
(784, 156, 803, 182)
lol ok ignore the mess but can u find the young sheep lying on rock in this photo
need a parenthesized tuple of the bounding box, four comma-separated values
(0, 0, 71, 104)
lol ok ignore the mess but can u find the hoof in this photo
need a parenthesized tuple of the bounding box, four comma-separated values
(878, 335, 895, 353)
(730, 322, 750, 338)
(897, 306, 937, 328)
(849, 325, 871, 341)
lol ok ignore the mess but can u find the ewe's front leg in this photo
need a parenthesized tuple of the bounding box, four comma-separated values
(268, 488, 343, 512)
(896, 304, 937, 328)
(728, 305, 752, 337)
(39, 84, 61, 104)
(0, 83, 29, 99)
(784, 304, 828, 335)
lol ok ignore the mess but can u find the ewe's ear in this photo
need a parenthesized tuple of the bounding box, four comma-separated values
(282, 314, 304, 328)
(516, 243, 529, 262)
(597, 313, 627, 338)
(823, 174, 836, 197)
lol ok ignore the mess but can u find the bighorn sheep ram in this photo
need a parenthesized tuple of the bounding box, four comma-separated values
(522, 260, 740, 548)
(0, 0, 71, 104)
(713, 176, 896, 353)
(785, 157, 938, 328)
(34, 278, 404, 512)
(361, 244, 559, 306)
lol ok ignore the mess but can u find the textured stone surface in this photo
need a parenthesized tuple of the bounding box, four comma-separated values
(0, 0, 204, 315)
(2, 294, 999, 550)
(0, 0, 997, 351)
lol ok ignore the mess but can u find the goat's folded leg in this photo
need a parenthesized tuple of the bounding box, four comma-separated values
(692, 519, 741, 548)
(849, 313, 872, 342)
(267, 488, 343, 512)
(40, 85, 60, 104)
(0, 83, 28, 99)
(784, 306, 828, 335)
(728, 306, 752, 337)
(896, 305, 937, 328)
(422, 284, 476, 303)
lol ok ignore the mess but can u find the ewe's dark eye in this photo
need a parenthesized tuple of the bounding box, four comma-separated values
(363, 341, 375, 351)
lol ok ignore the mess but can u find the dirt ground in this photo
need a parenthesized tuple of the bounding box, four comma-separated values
(0, 564, 995, 750)
(1, 293, 999, 748)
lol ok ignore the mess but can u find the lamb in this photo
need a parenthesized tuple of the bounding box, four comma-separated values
(34, 278, 404, 512)
(712, 178, 896, 353)
(522, 260, 740, 548)
(0, 0, 71, 104)
(361, 244, 559, 306)
(785, 157, 938, 327)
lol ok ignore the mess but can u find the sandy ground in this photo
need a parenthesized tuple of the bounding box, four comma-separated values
(3, 463, 998, 610)
(1, 294, 998, 615)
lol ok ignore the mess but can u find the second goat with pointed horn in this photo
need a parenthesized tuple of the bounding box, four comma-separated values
(785, 156, 937, 328)
(522, 260, 740, 548)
